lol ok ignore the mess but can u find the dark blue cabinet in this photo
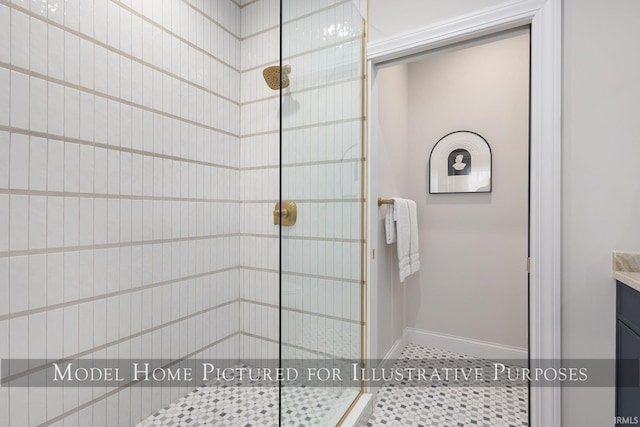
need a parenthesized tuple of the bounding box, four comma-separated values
(616, 281, 640, 425)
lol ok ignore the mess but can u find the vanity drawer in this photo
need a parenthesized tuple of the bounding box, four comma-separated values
(618, 282, 640, 332)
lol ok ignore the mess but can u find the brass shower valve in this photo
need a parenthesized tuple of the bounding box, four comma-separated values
(273, 201, 297, 226)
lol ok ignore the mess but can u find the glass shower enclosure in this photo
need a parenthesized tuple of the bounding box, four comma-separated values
(279, 0, 366, 424)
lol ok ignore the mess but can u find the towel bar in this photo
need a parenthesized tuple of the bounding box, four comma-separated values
(378, 198, 394, 206)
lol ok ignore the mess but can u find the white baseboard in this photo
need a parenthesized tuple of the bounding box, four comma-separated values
(340, 392, 375, 427)
(379, 333, 408, 369)
(370, 328, 528, 401)
(405, 327, 528, 366)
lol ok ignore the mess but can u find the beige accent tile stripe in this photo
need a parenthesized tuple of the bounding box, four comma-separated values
(240, 298, 361, 325)
(240, 75, 363, 107)
(240, 332, 350, 361)
(0, 0, 240, 103)
(0, 188, 240, 204)
(240, 117, 363, 138)
(240, 265, 360, 284)
(0, 266, 239, 322)
(240, 0, 353, 41)
(0, 62, 240, 139)
(240, 0, 261, 8)
(241, 35, 363, 73)
(109, 0, 242, 72)
(35, 332, 240, 427)
(179, 0, 242, 40)
(242, 157, 362, 171)
(0, 125, 240, 171)
(240, 233, 361, 244)
(239, 198, 362, 204)
(3, 301, 240, 385)
(0, 233, 240, 258)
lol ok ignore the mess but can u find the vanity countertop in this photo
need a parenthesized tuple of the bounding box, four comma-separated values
(613, 251, 640, 292)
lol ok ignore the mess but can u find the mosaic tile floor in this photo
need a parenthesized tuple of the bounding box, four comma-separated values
(138, 344, 528, 426)
(366, 343, 529, 427)
(136, 366, 347, 426)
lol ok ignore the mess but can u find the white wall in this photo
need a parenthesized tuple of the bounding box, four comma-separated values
(562, 0, 640, 425)
(368, 0, 506, 42)
(372, 33, 530, 356)
(370, 63, 411, 360)
(404, 33, 530, 349)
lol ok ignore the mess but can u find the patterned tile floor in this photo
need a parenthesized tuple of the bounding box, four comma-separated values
(138, 344, 528, 426)
(136, 366, 347, 426)
(366, 343, 529, 427)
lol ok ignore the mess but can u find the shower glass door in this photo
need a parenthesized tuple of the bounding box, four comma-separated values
(279, 1, 366, 424)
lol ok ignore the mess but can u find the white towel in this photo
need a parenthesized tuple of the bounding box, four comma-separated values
(408, 199, 420, 275)
(393, 198, 412, 282)
(385, 203, 396, 244)
(390, 198, 420, 282)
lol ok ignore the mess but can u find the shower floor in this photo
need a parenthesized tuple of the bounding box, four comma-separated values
(366, 343, 529, 427)
(136, 367, 354, 426)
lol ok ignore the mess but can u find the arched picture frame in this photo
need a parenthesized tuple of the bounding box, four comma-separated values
(429, 131, 492, 194)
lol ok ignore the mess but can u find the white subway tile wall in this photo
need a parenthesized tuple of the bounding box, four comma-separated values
(1, 0, 364, 424)
(0, 0, 242, 425)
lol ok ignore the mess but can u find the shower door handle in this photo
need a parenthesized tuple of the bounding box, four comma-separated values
(273, 201, 297, 226)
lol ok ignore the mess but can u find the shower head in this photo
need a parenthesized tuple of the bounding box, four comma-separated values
(263, 65, 292, 90)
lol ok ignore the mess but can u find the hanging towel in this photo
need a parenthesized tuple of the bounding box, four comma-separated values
(390, 198, 420, 282)
(393, 198, 413, 282)
(385, 203, 396, 244)
(408, 199, 420, 275)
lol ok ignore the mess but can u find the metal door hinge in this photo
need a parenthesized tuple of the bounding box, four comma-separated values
(527, 257, 531, 273)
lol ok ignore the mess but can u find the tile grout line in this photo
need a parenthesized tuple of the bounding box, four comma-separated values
(0, 125, 241, 171)
(0, 188, 241, 204)
(0, 232, 241, 258)
(240, 298, 360, 325)
(107, 0, 241, 72)
(239, 331, 350, 361)
(240, 117, 363, 139)
(0, 61, 241, 139)
(242, 157, 363, 171)
(0, 266, 239, 321)
(241, 35, 362, 73)
(239, 75, 362, 107)
(4, 300, 241, 386)
(179, 0, 241, 42)
(238, 198, 362, 204)
(239, 265, 360, 284)
(239, 0, 352, 41)
(240, 233, 361, 243)
(35, 331, 241, 427)
(1, 0, 242, 102)
(240, 0, 261, 9)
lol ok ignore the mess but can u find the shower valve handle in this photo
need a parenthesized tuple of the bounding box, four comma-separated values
(273, 208, 289, 224)
(273, 201, 297, 226)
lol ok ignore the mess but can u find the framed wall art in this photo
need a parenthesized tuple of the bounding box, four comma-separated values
(429, 131, 492, 194)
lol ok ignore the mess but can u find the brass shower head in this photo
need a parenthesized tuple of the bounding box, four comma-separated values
(263, 65, 292, 90)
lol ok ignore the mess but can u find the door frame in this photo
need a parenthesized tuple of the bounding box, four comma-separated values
(365, 1, 562, 426)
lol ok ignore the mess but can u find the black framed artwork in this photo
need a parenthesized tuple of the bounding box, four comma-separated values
(429, 131, 492, 194)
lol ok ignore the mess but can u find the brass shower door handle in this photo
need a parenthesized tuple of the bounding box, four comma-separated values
(273, 201, 297, 226)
